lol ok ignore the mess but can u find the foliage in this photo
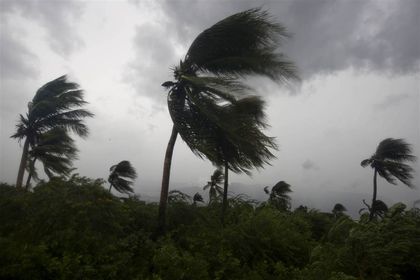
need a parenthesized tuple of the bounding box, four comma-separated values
(203, 168, 224, 203)
(1, 179, 419, 279)
(264, 180, 292, 211)
(108, 160, 137, 194)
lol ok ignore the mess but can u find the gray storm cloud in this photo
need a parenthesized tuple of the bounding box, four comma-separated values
(156, 0, 420, 79)
(0, 0, 84, 56)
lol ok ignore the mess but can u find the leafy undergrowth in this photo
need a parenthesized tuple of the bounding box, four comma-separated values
(1, 178, 419, 280)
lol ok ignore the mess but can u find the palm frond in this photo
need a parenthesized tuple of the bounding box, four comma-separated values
(108, 161, 137, 194)
(184, 8, 298, 82)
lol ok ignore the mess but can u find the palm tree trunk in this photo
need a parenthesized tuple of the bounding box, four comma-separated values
(157, 125, 178, 234)
(25, 158, 36, 190)
(108, 183, 113, 193)
(16, 138, 30, 189)
(369, 168, 378, 221)
(222, 161, 229, 225)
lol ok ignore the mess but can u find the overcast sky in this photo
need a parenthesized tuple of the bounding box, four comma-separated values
(1, 0, 419, 214)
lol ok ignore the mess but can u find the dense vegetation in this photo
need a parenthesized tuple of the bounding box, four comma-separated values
(5, 7, 418, 280)
(1, 178, 419, 280)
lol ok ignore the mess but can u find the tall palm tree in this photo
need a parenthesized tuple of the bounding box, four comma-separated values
(25, 127, 78, 190)
(203, 168, 224, 203)
(158, 8, 298, 231)
(11, 75, 93, 189)
(361, 138, 416, 220)
(264, 181, 292, 211)
(108, 160, 137, 194)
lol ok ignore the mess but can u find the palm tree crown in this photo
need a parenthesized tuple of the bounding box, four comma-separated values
(264, 181, 292, 211)
(108, 161, 137, 194)
(12, 75, 93, 189)
(203, 168, 224, 203)
(361, 138, 416, 186)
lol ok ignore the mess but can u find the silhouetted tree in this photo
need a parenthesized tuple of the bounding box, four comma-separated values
(264, 181, 292, 211)
(193, 193, 204, 206)
(108, 161, 137, 194)
(361, 138, 416, 220)
(203, 169, 224, 203)
(360, 199, 388, 219)
(11, 75, 93, 189)
(158, 8, 298, 232)
(332, 203, 347, 218)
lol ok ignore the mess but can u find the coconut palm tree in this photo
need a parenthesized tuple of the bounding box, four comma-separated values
(11, 75, 93, 189)
(25, 127, 78, 190)
(332, 203, 347, 218)
(361, 138, 416, 220)
(264, 181, 292, 211)
(193, 193, 204, 206)
(158, 8, 298, 231)
(108, 160, 137, 194)
(203, 168, 224, 203)
(360, 199, 388, 219)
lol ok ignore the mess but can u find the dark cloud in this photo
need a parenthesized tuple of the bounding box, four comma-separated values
(1, 0, 84, 56)
(125, 21, 179, 102)
(302, 159, 319, 171)
(156, 0, 420, 79)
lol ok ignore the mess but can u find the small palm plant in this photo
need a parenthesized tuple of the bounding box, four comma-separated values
(361, 138, 416, 220)
(203, 169, 224, 203)
(12, 75, 93, 189)
(108, 161, 137, 194)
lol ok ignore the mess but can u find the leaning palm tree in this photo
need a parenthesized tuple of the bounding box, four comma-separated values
(203, 168, 224, 203)
(11, 75, 93, 189)
(108, 160, 137, 194)
(158, 8, 298, 231)
(361, 138, 416, 220)
(264, 181, 292, 211)
(25, 127, 78, 190)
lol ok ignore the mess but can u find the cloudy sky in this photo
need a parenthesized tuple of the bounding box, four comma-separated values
(1, 0, 419, 214)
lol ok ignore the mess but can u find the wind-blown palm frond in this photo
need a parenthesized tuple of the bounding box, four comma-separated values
(30, 128, 78, 177)
(203, 168, 224, 203)
(361, 138, 416, 187)
(265, 181, 292, 211)
(108, 161, 137, 194)
(184, 8, 298, 82)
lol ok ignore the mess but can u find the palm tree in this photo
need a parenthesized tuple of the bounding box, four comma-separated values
(193, 193, 204, 206)
(108, 160, 137, 194)
(332, 203, 347, 218)
(361, 138, 416, 220)
(25, 127, 78, 190)
(11, 75, 93, 189)
(264, 181, 292, 211)
(158, 8, 298, 231)
(203, 168, 224, 203)
(360, 199, 388, 219)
